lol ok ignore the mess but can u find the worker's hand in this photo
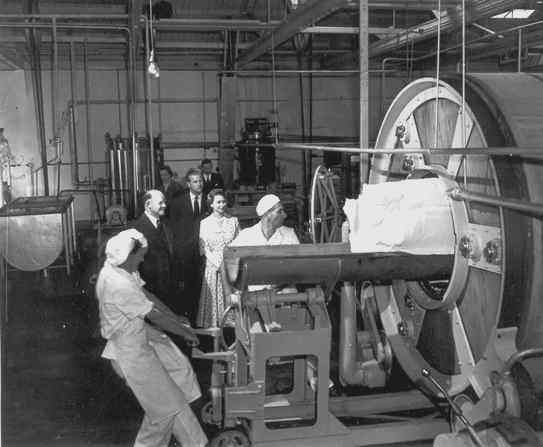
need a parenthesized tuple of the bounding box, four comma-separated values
(186, 336, 199, 347)
(178, 315, 191, 326)
(182, 328, 199, 346)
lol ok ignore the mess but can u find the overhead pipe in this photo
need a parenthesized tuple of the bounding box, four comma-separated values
(397, 19, 543, 65)
(449, 188, 543, 217)
(275, 142, 543, 158)
(0, 14, 129, 20)
(237, 0, 349, 67)
(368, 0, 520, 57)
(83, 39, 93, 183)
(51, 17, 57, 139)
(26, 26, 49, 195)
(143, 14, 155, 187)
(128, 9, 138, 213)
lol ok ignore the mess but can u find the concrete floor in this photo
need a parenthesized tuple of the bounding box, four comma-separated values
(2, 265, 436, 447)
(3, 267, 148, 446)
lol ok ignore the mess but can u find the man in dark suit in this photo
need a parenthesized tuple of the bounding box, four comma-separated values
(201, 158, 224, 199)
(132, 189, 178, 313)
(168, 168, 209, 323)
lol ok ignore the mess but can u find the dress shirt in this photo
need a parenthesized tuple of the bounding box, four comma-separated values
(144, 211, 160, 229)
(189, 191, 202, 214)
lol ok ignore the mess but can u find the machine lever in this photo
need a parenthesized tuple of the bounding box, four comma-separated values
(421, 368, 485, 447)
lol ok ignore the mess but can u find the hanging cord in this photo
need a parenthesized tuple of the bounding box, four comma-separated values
(461, 0, 468, 188)
(149, 0, 154, 52)
(434, 0, 442, 149)
(269, 0, 279, 144)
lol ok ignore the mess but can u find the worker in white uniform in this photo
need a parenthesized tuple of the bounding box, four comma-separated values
(95, 229, 208, 447)
(230, 195, 334, 392)
(231, 194, 299, 293)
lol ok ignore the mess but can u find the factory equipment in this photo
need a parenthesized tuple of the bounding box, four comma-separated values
(104, 133, 162, 217)
(194, 74, 543, 447)
(237, 118, 276, 187)
(0, 195, 76, 274)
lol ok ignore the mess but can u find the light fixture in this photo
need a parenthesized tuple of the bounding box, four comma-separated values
(492, 9, 535, 19)
(148, 49, 160, 78)
(147, 0, 160, 78)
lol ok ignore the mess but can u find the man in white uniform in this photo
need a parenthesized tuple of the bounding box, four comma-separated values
(95, 229, 208, 447)
(231, 195, 333, 391)
(231, 194, 299, 292)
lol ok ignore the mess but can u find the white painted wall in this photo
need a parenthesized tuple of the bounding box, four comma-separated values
(8, 69, 408, 221)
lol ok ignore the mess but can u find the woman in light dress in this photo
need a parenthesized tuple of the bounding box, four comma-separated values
(197, 189, 239, 328)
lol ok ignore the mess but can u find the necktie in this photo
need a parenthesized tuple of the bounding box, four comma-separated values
(193, 196, 200, 217)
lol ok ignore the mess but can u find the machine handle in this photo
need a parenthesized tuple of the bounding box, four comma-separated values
(421, 368, 485, 447)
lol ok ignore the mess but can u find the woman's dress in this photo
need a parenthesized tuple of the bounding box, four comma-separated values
(196, 213, 239, 328)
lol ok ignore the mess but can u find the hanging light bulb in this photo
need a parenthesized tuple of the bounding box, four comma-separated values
(147, 0, 160, 78)
(148, 49, 160, 78)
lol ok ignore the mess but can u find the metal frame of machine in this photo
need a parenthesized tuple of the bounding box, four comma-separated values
(193, 74, 543, 447)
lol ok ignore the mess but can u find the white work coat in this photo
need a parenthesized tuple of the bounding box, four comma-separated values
(230, 222, 299, 291)
(96, 263, 201, 424)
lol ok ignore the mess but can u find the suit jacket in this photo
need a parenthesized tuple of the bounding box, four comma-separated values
(168, 190, 209, 262)
(202, 172, 224, 198)
(132, 213, 174, 301)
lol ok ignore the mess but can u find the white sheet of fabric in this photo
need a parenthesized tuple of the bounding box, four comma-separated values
(343, 178, 455, 254)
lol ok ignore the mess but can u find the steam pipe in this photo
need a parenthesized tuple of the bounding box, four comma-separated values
(83, 39, 93, 182)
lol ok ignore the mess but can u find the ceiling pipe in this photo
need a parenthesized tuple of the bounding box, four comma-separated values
(368, 0, 520, 57)
(399, 18, 543, 64)
(237, 0, 349, 67)
(0, 14, 129, 19)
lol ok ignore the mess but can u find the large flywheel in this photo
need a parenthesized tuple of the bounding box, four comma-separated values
(370, 75, 543, 397)
(310, 165, 343, 243)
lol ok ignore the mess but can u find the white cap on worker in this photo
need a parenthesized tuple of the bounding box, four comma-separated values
(105, 229, 148, 266)
(256, 194, 280, 217)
